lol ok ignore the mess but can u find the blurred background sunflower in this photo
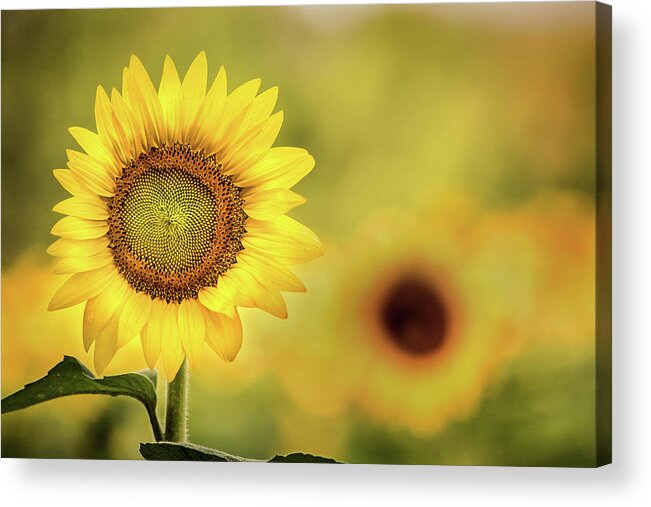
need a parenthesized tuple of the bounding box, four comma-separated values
(3, 3, 599, 465)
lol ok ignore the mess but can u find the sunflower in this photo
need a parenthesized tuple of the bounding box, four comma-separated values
(48, 53, 322, 380)
(258, 198, 537, 435)
(263, 192, 596, 437)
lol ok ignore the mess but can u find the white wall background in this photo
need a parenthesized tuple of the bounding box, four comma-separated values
(1, 0, 649, 505)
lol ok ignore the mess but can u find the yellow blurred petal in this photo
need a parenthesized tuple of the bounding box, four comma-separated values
(177, 299, 205, 368)
(140, 299, 166, 369)
(203, 307, 243, 362)
(235, 148, 315, 190)
(53, 169, 92, 197)
(47, 237, 110, 258)
(118, 290, 152, 348)
(161, 303, 184, 381)
(197, 285, 236, 318)
(94, 311, 120, 375)
(50, 216, 108, 240)
(158, 55, 182, 143)
(52, 196, 109, 220)
(53, 250, 114, 274)
(48, 264, 117, 311)
(243, 188, 306, 220)
(180, 51, 207, 140)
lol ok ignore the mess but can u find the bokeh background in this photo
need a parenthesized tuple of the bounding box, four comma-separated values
(2, 3, 599, 465)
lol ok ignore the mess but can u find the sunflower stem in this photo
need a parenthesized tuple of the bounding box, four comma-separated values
(164, 359, 189, 442)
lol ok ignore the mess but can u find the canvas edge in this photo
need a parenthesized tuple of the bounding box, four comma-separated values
(595, 0, 612, 468)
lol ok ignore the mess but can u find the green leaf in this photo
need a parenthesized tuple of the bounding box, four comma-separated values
(1, 356, 162, 441)
(268, 453, 339, 463)
(140, 442, 245, 462)
(140, 442, 340, 463)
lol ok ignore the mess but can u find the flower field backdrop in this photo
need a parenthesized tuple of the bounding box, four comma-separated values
(2, 4, 600, 465)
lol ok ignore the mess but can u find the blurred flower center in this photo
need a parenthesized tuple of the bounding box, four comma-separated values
(379, 276, 449, 356)
(107, 143, 247, 303)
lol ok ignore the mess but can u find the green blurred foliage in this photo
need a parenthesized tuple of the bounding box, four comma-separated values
(345, 347, 596, 466)
(2, 4, 598, 464)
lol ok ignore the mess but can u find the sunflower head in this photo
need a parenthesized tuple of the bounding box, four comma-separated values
(48, 53, 323, 379)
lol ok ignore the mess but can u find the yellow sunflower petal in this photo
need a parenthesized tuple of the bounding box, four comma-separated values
(94, 311, 120, 375)
(51, 216, 108, 240)
(234, 86, 278, 138)
(118, 290, 152, 348)
(53, 250, 114, 275)
(222, 110, 284, 170)
(69, 126, 118, 167)
(107, 88, 138, 163)
(234, 147, 315, 190)
(48, 264, 117, 311)
(52, 196, 109, 220)
(178, 298, 206, 368)
(140, 299, 166, 369)
(244, 215, 324, 264)
(218, 270, 256, 308)
(66, 149, 116, 196)
(189, 65, 227, 149)
(180, 51, 208, 140)
(242, 188, 306, 220)
(82, 298, 100, 351)
(210, 78, 261, 150)
(238, 250, 306, 293)
(161, 303, 184, 380)
(158, 55, 183, 143)
(127, 54, 165, 145)
(53, 169, 93, 197)
(197, 285, 236, 319)
(227, 266, 288, 319)
(203, 307, 243, 362)
(47, 237, 110, 258)
(95, 86, 127, 165)
(111, 87, 146, 155)
(224, 79, 261, 126)
(122, 64, 159, 147)
(82, 275, 129, 351)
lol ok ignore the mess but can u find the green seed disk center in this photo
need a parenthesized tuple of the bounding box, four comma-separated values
(121, 167, 217, 273)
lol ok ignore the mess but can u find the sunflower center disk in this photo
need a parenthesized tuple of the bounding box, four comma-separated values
(122, 168, 217, 272)
(379, 277, 449, 356)
(107, 144, 247, 302)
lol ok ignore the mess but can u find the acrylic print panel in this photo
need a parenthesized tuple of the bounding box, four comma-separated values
(1, 2, 611, 466)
